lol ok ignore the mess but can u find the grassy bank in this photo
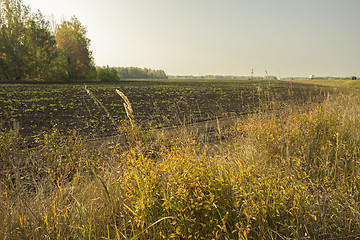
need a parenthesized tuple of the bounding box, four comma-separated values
(288, 78, 360, 90)
(1, 91, 360, 239)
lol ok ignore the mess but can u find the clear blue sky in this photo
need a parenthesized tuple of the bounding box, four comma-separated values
(23, 0, 360, 77)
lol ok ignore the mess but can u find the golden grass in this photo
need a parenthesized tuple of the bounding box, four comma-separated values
(1, 91, 360, 239)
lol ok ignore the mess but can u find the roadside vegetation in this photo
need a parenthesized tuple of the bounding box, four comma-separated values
(1, 81, 360, 239)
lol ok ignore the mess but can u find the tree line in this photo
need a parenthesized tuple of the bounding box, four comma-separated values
(116, 67, 167, 79)
(0, 0, 167, 82)
(168, 75, 278, 80)
(96, 66, 167, 81)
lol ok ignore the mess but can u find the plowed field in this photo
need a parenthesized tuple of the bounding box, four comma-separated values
(0, 79, 333, 145)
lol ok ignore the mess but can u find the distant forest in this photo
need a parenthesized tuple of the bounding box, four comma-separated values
(96, 66, 167, 82)
(117, 67, 167, 79)
(168, 75, 278, 80)
(0, 0, 167, 82)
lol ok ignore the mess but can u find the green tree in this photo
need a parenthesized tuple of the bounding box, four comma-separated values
(24, 11, 68, 81)
(0, 0, 68, 81)
(55, 16, 95, 80)
(0, 0, 30, 81)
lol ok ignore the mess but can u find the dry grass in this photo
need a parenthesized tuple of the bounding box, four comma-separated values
(1, 90, 360, 239)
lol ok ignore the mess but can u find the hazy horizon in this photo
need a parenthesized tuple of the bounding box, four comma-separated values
(23, 0, 360, 77)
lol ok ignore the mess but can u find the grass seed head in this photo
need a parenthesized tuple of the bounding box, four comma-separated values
(116, 89, 135, 128)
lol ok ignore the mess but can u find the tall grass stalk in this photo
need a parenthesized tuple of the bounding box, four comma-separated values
(116, 89, 135, 128)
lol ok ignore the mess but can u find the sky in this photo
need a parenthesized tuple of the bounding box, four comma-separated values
(22, 0, 360, 77)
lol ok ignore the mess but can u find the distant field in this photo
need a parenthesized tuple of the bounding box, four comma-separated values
(0, 79, 334, 145)
(288, 78, 360, 89)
